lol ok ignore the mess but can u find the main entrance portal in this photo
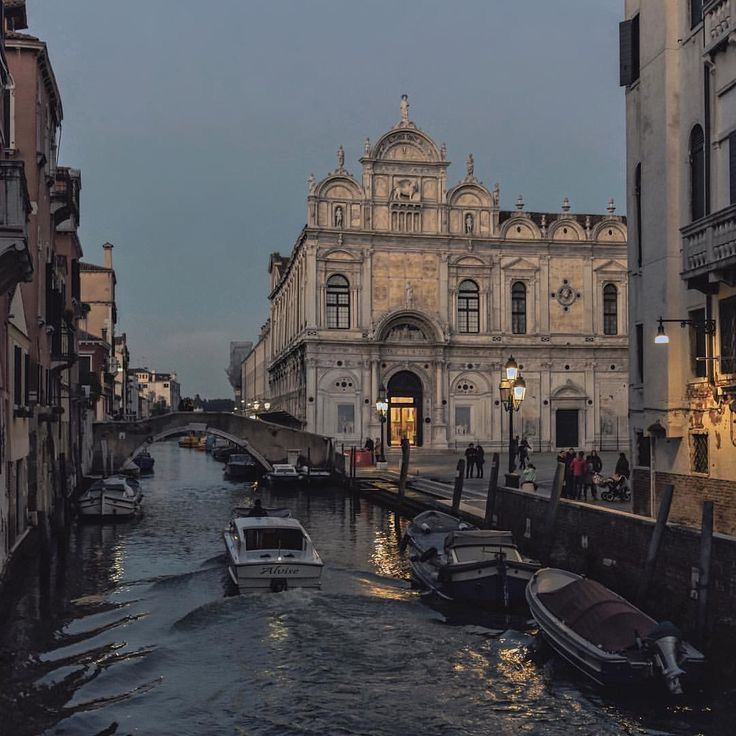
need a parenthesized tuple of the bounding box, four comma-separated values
(387, 371, 423, 446)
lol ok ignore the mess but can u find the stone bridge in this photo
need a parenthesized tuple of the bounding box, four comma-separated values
(91, 412, 333, 475)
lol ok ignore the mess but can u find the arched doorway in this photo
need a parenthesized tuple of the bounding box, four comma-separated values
(387, 371, 423, 446)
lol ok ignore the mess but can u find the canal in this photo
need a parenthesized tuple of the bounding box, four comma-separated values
(0, 441, 733, 736)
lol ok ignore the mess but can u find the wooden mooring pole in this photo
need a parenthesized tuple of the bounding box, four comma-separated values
(543, 461, 566, 565)
(483, 453, 500, 528)
(696, 500, 714, 647)
(398, 438, 410, 498)
(451, 459, 466, 514)
(636, 483, 673, 607)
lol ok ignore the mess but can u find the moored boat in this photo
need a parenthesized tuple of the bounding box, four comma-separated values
(402, 510, 540, 607)
(132, 450, 155, 474)
(78, 476, 144, 520)
(223, 516, 323, 591)
(224, 454, 261, 481)
(263, 463, 302, 487)
(526, 568, 705, 694)
(296, 465, 332, 485)
(178, 434, 200, 448)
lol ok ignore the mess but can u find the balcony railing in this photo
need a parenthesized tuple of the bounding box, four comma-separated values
(704, 0, 734, 55)
(51, 322, 77, 370)
(681, 203, 736, 289)
(0, 160, 32, 292)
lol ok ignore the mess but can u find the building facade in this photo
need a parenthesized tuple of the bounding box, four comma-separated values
(262, 99, 629, 451)
(132, 368, 181, 413)
(622, 0, 736, 535)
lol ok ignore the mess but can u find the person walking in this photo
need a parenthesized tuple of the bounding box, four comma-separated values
(464, 443, 477, 478)
(571, 451, 587, 500)
(521, 463, 538, 491)
(518, 437, 530, 469)
(511, 435, 520, 471)
(586, 450, 603, 500)
(475, 444, 485, 479)
(564, 447, 576, 498)
(615, 452, 630, 479)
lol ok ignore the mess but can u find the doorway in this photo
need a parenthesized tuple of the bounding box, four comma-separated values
(556, 409, 579, 448)
(387, 370, 423, 446)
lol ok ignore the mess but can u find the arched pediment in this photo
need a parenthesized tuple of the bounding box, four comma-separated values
(550, 379, 588, 399)
(501, 217, 542, 240)
(372, 128, 442, 163)
(447, 182, 492, 207)
(549, 218, 586, 241)
(452, 255, 486, 267)
(316, 174, 363, 199)
(453, 372, 491, 394)
(321, 248, 361, 262)
(318, 369, 361, 391)
(374, 309, 444, 343)
(592, 219, 627, 242)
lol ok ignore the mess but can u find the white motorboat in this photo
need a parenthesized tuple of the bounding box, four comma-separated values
(78, 476, 143, 520)
(263, 463, 302, 487)
(223, 516, 323, 591)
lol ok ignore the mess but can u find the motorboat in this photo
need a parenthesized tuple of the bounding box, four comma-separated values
(224, 454, 261, 481)
(178, 434, 200, 448)
(78, 476, 144, 520)
(263, 464, 302, 487)
(223, 516, 323, 591)
(297, 465, 332, 486)
(132, 450, 155, 474)
(402, 510, 540, 607)
(232, 504, 291, 519)
(196, 436, 208, 451)
(525, 568, 705, 695)
(213, 445, 237, 463)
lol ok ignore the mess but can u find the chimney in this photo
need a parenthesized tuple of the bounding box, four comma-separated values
(103, 242, 114, 269)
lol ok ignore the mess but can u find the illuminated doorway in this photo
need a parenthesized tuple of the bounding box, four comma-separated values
(387, 370, 423, 446)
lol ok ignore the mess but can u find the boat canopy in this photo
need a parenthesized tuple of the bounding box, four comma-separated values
(538, 578, 656, 653)
(445, 530, 514, 549)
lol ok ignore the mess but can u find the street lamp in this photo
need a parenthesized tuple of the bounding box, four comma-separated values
(654, 315, 716, 345)
(375, 383, 388, 464)
(499, 355, 526, 482)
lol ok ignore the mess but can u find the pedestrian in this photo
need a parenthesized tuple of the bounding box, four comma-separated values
(464, 443, 476, 478)
(583, 454, 595, 501)
(586, 449, 602, 499)
(364, 437, 375, 463)
(557, 449, 569, 497)
(247, 499, 268, 517)
(518, 437, 531, 469)
(571, 450, 587, 500)
(521, 463, 538, 491)
(475, 444, 485, 478)
(564, 447, 576, 498)
(375, 436, 383, 462)
(511, 435, 520, 471)
(615, 452, 630, 479)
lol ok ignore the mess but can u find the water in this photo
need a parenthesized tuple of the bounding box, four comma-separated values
(0, 442, 733, 736)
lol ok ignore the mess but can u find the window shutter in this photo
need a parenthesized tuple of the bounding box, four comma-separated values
(730, 131, 736, 206)
(619, 20, 633, 87)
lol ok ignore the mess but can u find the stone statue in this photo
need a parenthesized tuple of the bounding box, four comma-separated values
(400, 94, 410, 125)
(337, 145, 344, 170)
(364, 137, 371, 156)
(492, 182, 500, 207)
(405, 281, 414, 308)
(440, 142, 447, 160)
(464, 212, 474, 234)
(307, 173, 316, 194)
(334, 206, 343, 228)
(466, 153, 474, 178)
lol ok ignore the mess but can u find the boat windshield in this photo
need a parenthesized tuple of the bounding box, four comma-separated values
(244, 528, 305, 551)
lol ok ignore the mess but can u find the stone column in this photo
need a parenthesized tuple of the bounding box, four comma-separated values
(583, 256, 594, 334)
(306, 245, 317, 326)
(431, 354, 448, 447)
(305, 357, 318, 431)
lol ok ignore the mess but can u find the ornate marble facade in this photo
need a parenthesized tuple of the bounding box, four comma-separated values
(261, 98, 629, 451)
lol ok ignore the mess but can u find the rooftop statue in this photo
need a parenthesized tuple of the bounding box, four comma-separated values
(400, 94, 410, 126)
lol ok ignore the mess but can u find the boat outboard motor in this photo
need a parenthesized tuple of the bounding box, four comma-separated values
(648, 621, 686, 695)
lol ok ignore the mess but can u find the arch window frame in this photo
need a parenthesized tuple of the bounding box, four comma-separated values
(457, 279, 480, 334)
(603, 283, 618, 336)
(326, 274, 350, 330)
(511, 281, 527, 335)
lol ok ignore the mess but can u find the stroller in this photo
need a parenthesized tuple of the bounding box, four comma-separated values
(592, 473, 631, 502)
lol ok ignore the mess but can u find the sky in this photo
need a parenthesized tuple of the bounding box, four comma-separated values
(28, 0, 626, 398)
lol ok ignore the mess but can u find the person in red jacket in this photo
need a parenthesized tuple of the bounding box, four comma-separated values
(571, 451, 588, 500)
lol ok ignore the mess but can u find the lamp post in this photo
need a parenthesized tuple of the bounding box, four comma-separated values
(499, 355, 526, 486)
(375, 384, 388, 465)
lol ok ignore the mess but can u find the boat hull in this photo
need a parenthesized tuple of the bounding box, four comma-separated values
(227, 560, 323, 591)
(78, 493, 143, 520)
(224, 465, 261, 481)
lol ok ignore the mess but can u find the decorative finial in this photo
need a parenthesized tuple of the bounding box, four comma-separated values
(541, 214, 547, 236)
(516, 194, 525, 211)
(440, 142, 447, 161)
(307, 173, 316, 194)
(364, 137, 371, 156)
(336, 145, 345, 170)
(562, 196, 570, 213)
(400, 94, 410, 126)
(607, 197, 616, 214)
(466, 153, 475, 179)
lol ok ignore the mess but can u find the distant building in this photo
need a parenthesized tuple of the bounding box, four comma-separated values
(241, 322, 270, 414)
(621, 1, 736, 534)
(132, 368, 181, 413)
(226, 341, 252, 404)
(113, 333, 129, 417)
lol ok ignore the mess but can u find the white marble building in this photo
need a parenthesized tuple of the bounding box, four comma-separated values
(258, 98, 629, 452)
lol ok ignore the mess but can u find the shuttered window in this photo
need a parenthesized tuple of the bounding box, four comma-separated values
(635, 163, 642, 268)
(719, 295, 736, 375)
(691, 0, 703, 29)
(730, 131, 736, 206)
(690, 125, 706, 222)
(13, 346, 22, 406)
(690, 308, 707, 378)
(619, 15, 640, 87)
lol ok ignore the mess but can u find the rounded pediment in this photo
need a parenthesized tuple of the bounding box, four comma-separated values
(549, 218, 586, 241)
(501, 216, 541, 240)
(372, 128, 442, 164)
(316, 173, 363, 199)
(592, 219, 627, 242)
(447, 182, 492, 207)
(375, 310, 444, 343)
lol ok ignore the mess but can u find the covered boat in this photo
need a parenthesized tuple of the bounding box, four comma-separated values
(78, 476, 144, 520)
(132, 450, 155, 474)
(224, 454, 261, 481)
(263, 463, 301, 487)
(526, 568, 705, 694)
(402, 510, 540, 607)
(223, 516, 323, 591)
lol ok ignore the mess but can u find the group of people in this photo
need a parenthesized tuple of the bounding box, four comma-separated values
(558, 448, 630, 501)
(463, 443, 486, 478)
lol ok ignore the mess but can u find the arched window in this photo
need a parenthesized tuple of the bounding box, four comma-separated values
(326, 274, 350, 329)
(511, 281, 526, 335)
(457, 279, 480, 333)
(603, 283, 618, 335)
(690, 124, 705, 222)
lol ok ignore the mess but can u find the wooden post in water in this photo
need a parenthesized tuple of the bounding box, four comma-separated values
(636, 483, 673, 607)
(483, 453, 500, 528)
(398, 438, 410, 498)
(451, 459, 466, 514)
(306, 447, 312, 489)
(696, 500, 714, 647)
(543, 461, 566, 565)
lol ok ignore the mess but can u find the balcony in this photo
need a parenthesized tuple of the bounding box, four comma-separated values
(0, 160, 32, 293)
(704, 0, 735, 56)
(51, 321, 77, 371)
(681, 203, 736, 292)
(51, 166, 81, 229)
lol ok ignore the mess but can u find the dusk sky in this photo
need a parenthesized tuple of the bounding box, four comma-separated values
(29, 0, 625, 398)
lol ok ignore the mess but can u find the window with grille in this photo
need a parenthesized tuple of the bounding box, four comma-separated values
(690, 125, 706, 222)
(511, 281, 527, 335)
(719, 295, 736, 374)
(457, 279, 479, 333)
(603, 284, 618, 335)
(691, 433, 708, 474)
(326, 274, 350, 329)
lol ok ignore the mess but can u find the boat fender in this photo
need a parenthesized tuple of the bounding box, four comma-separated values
(419, 547, 438, 562)
(399, 534, 409, 552)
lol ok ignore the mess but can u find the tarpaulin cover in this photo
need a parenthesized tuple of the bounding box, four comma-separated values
(538, 578, 656, 653)
(446, 530, 515, 549)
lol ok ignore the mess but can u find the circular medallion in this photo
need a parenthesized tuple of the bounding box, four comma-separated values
(555, 284, 576, 307)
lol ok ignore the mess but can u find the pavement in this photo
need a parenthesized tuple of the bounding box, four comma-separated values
(359, 449, 634, 514)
